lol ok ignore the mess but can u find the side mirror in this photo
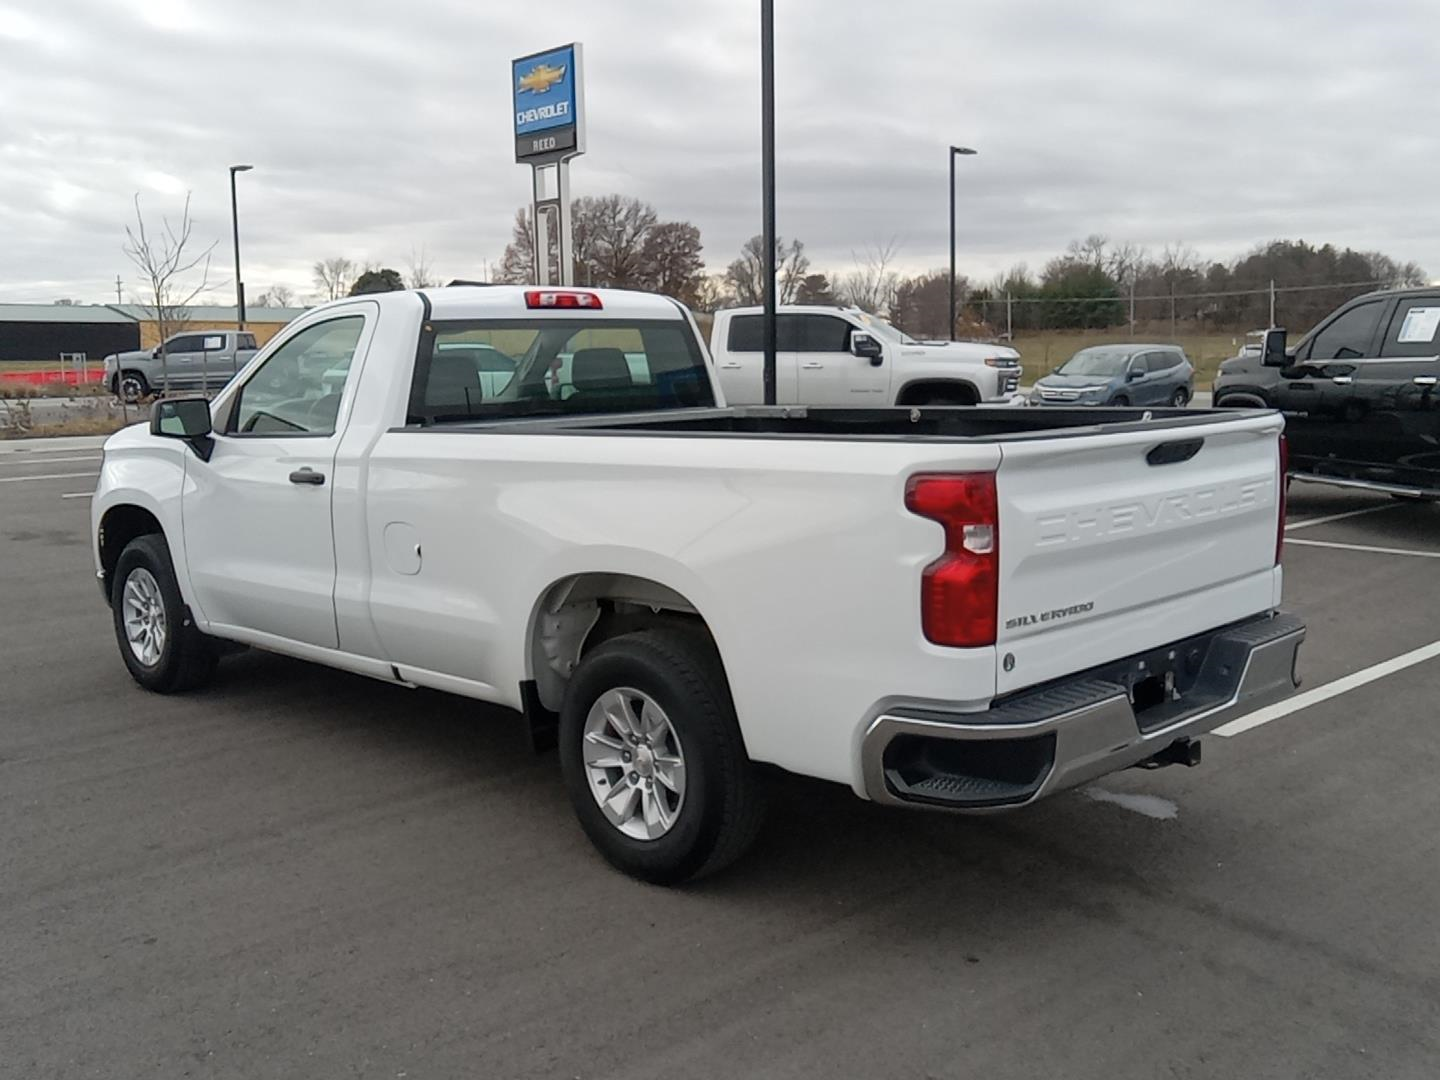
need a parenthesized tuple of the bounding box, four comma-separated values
(1262, 327, 1288, 367)
(150, 397, 214, 461)
(151, 347, 162, 359)
(1126, 368, 1144, 382)
(851, 332, 883, 365)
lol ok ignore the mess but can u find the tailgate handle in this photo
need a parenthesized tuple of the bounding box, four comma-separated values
(1146, 438, 1204, 466)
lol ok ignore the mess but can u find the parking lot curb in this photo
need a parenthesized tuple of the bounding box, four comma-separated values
(0, 434, 111, 453)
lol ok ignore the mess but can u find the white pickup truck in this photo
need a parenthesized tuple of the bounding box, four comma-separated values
(93, 285, 1304, 883)
(710, 305, 1023, 406)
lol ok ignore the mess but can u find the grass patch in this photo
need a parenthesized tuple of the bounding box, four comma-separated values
(0, 414, 133, 440)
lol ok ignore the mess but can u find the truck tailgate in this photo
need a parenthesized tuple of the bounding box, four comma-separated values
(994, 413, 1284, 695)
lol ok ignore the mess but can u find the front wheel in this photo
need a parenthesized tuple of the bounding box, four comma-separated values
(1111, 394, 1130, 406)
(1170, 387, 1190, 407)
(559, 628, 765, 884)
(112, 534, 218, 693)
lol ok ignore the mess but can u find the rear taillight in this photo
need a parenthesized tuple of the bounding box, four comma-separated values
(1276, 434, 1288, 564)
(905, 473, 999, 648)
(524, 290, 603, 309)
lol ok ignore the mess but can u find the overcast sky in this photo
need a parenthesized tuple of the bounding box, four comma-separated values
(1, 0, 1436, 304)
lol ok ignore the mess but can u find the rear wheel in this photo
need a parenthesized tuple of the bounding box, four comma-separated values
(112, 534, 218, 693)
(1170, 387, 1190, 407)
(558, 628, 765, 884)
(116, 371, 150, 404)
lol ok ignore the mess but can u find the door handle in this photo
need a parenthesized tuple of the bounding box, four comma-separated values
(719, 363, 742, 370)
(801, 362, 824, 369)
(1331, 376, 1352, 385)
(288, 468, 326, 486)
(1414, 376, 1438, 386)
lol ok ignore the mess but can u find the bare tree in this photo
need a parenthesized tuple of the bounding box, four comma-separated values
(837, 239, 901, 314)
(725, 234, 810, 305)
(252, 284, 296, 308)
(405, 245, 438, 289)
(640, 221, 705, 304)
(123, 192, 216, 393)
(497, 208, 538, 284)
(692, 275, 733, 313)
(313, 257, 356, 301)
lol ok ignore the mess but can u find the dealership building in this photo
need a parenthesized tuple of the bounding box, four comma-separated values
(0, 303, 307, 363)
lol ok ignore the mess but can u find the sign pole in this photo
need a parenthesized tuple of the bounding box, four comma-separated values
(512, 43, 585, 288)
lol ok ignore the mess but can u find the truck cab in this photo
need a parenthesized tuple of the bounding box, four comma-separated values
(1215, 287, 1440, 496)
(709, 305, 1022, 406)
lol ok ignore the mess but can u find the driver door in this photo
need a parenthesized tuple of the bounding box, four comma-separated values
(181, 307, 375, 649)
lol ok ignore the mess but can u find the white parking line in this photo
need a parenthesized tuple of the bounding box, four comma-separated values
(0, 471, 100, 484)
(1285, 504, 1396, 531)
(1215, 639, 1440, 737)
(0, 455, 101, 467)
(1287, 538, 1440, 559)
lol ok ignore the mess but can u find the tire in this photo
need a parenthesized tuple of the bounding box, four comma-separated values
(1111, 394, 1130, 406)
(116, 370, 150, 404)
(112, 533, 218, 693)
(1170, 387, 1190, 407)
(558, 627, 765, 884)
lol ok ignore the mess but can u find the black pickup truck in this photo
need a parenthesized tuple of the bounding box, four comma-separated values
(1215, 287, 1440, 498)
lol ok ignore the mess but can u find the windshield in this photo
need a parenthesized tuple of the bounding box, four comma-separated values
(1057, 348, 1133, 377)
(855, 312, 917, 345)
(410, 318, 713, 424)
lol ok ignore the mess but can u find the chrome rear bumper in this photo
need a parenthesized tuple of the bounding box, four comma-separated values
(862, 612, 1305, 810)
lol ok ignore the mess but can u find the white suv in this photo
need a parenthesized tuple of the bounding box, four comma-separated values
(710, 306, 1022, 406)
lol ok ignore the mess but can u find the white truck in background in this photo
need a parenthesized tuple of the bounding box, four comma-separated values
(92, 285, 1303, 883)
(710, 305, 1023, 406)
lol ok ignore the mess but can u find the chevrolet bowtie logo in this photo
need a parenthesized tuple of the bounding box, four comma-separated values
(518, 63, 566, 95)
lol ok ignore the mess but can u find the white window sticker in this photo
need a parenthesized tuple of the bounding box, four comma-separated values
(1397, 306, 1440, 344)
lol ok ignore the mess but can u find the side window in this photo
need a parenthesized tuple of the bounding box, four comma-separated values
(164, 335, 200, 354)
(239, 333, 258, 350)
(727, 315, 762, 352)
(724, 314, 801, 352)
(1305, 301, 1384, 361)
(1146, 352, 1175, 373)
(200, 334, 226, 352)
(795, 315, 852, 352)
(228, 316, 365, 436)
(1383, 298, 1440, 358)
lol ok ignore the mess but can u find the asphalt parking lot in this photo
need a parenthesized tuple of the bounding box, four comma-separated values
(3, 439, 1438, 1079)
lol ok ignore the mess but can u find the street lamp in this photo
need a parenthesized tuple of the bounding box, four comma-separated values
(229, 164, 253, 329)
(948, 145, 977, 341)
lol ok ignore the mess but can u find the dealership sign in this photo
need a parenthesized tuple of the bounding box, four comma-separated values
(512, 43, 585, 162)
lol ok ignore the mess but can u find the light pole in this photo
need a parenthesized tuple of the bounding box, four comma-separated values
(948, 145, 976, 341)
(760, 0, 777, 406)
(229, 164, 253, 329)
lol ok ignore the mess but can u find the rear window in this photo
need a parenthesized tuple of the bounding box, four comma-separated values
(408, 318, 714, 424)
(1146, 351, 1181, 372)
(239, 333, 258, 350)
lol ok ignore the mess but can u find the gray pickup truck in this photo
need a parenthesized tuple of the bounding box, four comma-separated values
(105, 330, 259, 402)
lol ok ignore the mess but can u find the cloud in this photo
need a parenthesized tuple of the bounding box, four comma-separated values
(0, 0, 1434, 303)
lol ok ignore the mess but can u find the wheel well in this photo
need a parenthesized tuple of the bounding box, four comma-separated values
(895, 380, 979, 406)
(1215, 391, 1268, 409)
(529, 573, 715, 714)
(98, 505, 164, 597)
